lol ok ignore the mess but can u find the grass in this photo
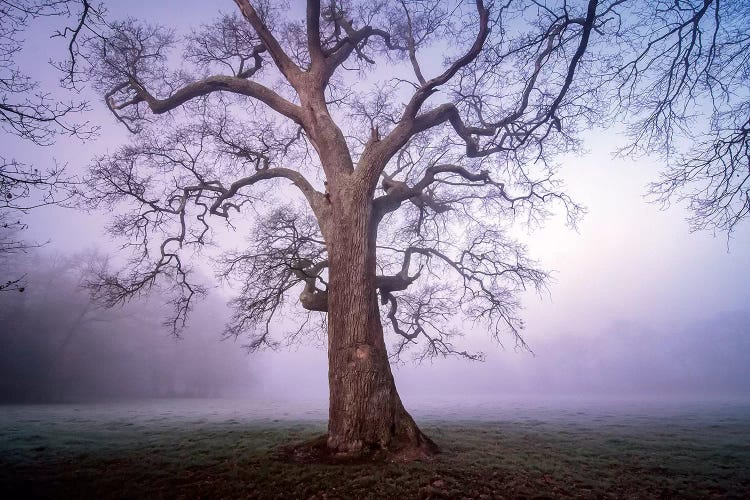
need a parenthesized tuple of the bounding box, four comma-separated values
(1, 404, 749, 499)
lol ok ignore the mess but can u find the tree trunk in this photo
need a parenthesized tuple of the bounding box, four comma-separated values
(324, 182, 437, 459)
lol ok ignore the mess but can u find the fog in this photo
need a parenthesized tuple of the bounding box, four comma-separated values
(10, 142, 747, 407)
(0, 251, 259, 403)
(1, 244, 748, 404)
(1, 0, 749, 407)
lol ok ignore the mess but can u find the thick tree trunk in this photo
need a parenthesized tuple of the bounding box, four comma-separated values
(324, 183, 437, 459)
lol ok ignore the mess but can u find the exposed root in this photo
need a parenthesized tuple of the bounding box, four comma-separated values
(275, 434, 440, 465)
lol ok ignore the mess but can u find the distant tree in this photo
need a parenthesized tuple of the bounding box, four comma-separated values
(0, 250, 247, 402)
(77, 0, 748, 457)
(0, 251, 117, 400)
(0, 0, 101, 290)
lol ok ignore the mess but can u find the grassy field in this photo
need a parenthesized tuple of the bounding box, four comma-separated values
(1, 400, 749, 499)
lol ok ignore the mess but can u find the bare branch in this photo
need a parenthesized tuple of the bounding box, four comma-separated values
(233, 0, 303, 81)
(220, 206, 328, 348)
(108, 74, 303, 129)
(307, 0, 324, 63)
(0, 0, 100, 144)
(612, 0, 750, 233)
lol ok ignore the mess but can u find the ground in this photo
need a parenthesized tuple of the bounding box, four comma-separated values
(1, 400, 749, 498)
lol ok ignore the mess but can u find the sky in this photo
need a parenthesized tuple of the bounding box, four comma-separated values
(2, 0, 749, 404)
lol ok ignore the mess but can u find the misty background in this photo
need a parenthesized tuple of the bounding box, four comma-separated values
(1, 0, 749, 406)
(2, 223, 748, 404)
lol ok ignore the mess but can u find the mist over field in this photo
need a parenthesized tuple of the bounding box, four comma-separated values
(1, 248, 748, 405)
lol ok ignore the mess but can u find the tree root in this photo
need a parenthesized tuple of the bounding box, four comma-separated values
(275, 434, 440, 465)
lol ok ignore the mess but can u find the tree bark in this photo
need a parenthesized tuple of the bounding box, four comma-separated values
(324, 179, 437, 459)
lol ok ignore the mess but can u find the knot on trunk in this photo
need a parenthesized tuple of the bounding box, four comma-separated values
(376, 273, 419, 304)
(290, 258, 328, 312)
(299, 287, 328, 311)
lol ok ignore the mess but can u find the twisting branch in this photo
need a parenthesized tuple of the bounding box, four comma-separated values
(233, 0, 302, 81)
(374, 162, 583, 228)
(82, 115, 325, 335)
(219, 206, 328, 349)
(384, 283, 485, 362)
(88, 18, 303, 133)
(356, 0, 599, 190)
(79, 0, 653, 359)
(375, 222, 547, 361)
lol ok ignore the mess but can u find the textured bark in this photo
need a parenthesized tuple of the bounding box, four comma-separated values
(324, 178, 437, 458)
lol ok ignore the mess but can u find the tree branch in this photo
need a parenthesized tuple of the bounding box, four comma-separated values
(108, 75, 303, 127)
(233, 0, 302, 82)
(307, 0, 324, 63)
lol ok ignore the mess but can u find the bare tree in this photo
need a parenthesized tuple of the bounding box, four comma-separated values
(0, 0, 103, 290)
(79, 0, 619, 457)
(612, 0, 750, 234)
(0, 249, 248, 402)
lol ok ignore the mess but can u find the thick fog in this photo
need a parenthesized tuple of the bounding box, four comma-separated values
(1, 241, 748, 404)
(1, 0, 749, 405)
(0, 251, 256, 403)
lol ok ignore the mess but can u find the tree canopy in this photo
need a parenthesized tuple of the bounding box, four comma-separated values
(79, 0, 600, 357)
(71, 0, 750, 359)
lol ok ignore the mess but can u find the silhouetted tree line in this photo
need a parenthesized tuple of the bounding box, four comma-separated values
(518, 313, 750, 396)
(0, 250, 252, 403)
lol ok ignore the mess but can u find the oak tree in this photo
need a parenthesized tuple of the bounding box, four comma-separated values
(79, 0, 748, 458)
